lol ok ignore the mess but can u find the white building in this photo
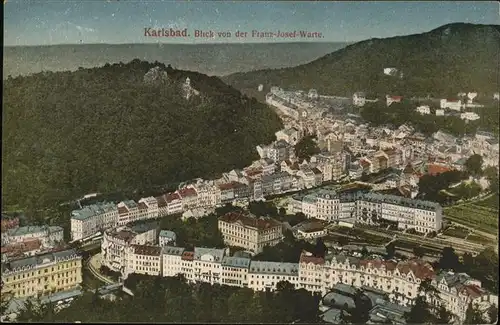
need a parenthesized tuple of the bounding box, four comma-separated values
(6, 225, 64, 248)
(308, 89, 319, 100)
(295, 191, 442, 234)
(416, 105, 430, 115)
(247, 260, 299, 291)
(460, 112, 480, 121)
(218, 211, 283, 254)
(161, 246, 185, 277)
(138, 197, 159, 220)
(435, 109, 445, 116)
(192, 247, 226, 285)
(275, 127, 300, 146)
(221, 256, 251, 287)
(70, 202, 118, 241)
(117, 200, 140, 226)
(353, 92, 366, 107)
(299, 252, 325, 293)
(124, 244, 162, 278)
(440, 99, 463, 111)
(101, 222, 159, 274)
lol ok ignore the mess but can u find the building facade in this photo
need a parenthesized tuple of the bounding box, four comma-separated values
(1, 249, 82, 299)
(218, 212, 284, 254)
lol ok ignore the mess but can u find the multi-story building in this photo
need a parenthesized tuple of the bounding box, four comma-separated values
(192, 247, 226, 285)
(101, 221, 159, 273)
(247, 261, 299, 291)
(156, 195, 169, 217)
(117, 200, 140, 226)
(181, 250, 195, 282)
(166, 193, 183, 215)
(299, 252, 325, 293)
(177, 188, 198, 210)
(6, 225, 64, 248)
(124, 245, 162, 278)
(70, 202, 118, 241)
(221, 256, 251, 287)
(138, 197, 159, 220)
(218, 211, 284, 254)
(296, 191, 442, 234)
(189, 183, 218, 208)
(162, 246, 185, 277)
(1, 248, 82, 299)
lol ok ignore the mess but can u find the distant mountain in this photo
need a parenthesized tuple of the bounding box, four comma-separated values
(223, 23, 500, 99)
(3, 42, 349, 78)
(2, 60, 282, 209)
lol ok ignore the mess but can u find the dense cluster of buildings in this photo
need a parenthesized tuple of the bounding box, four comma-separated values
(289, 190, 442, 234)
(69, 86, 498, 245)
(99, 220, 497, 325)
(1, 214, 65, 260)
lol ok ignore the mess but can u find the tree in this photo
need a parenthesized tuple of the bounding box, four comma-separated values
(404, 296, 434, 324)
(294, 135, 320, 161)
(385, 242, 396, 259)
(361, 246, 369, 257)
(483, 166, 499, 193)
(464, 302, 487, 325)
(413, 245, 425, 258)
(438, 247, 461, 271)
(487, 304, 498, 324)
(465, 154, 484, 177)
(435, 304, 453, 324)
(314, 238, 327, 258)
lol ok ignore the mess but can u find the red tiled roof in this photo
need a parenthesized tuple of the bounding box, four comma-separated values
(131, 244, 162, 256)
(181, 251, 194, 261)
(165, 192, 181, 203)
(427, 164, 453, 176)
(177, 188, 197, 198)
(447, 99, 459, 102)
(219, 211, 282, 230)
(218, 181, 243, 191)
(245, 168, 263, 177)
(396, 259, 435, 280)
(462, 285, 484, 299)
(300, 252, 325, 265)
(360, 159, 371, 168)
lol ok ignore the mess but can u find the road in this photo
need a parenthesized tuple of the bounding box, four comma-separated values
(85, 253, 116, 285)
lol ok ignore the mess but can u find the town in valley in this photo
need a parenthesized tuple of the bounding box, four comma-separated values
(1, 1, 499, 324)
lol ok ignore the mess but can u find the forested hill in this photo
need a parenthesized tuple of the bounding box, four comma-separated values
(2, 59, 282, 210)
(223, 23, 500, 98)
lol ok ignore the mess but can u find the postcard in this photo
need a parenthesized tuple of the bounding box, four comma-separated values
(2, 1, 499, 324)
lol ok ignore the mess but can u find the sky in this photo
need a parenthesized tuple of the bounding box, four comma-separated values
(4, 1, 499, 46)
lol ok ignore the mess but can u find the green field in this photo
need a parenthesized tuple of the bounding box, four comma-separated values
(443, 226, 470, 239)
(474, 195, 499, 210)
(444, 200, 498, 235)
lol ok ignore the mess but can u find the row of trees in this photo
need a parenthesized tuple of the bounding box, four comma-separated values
(15, 275, 321, 323)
